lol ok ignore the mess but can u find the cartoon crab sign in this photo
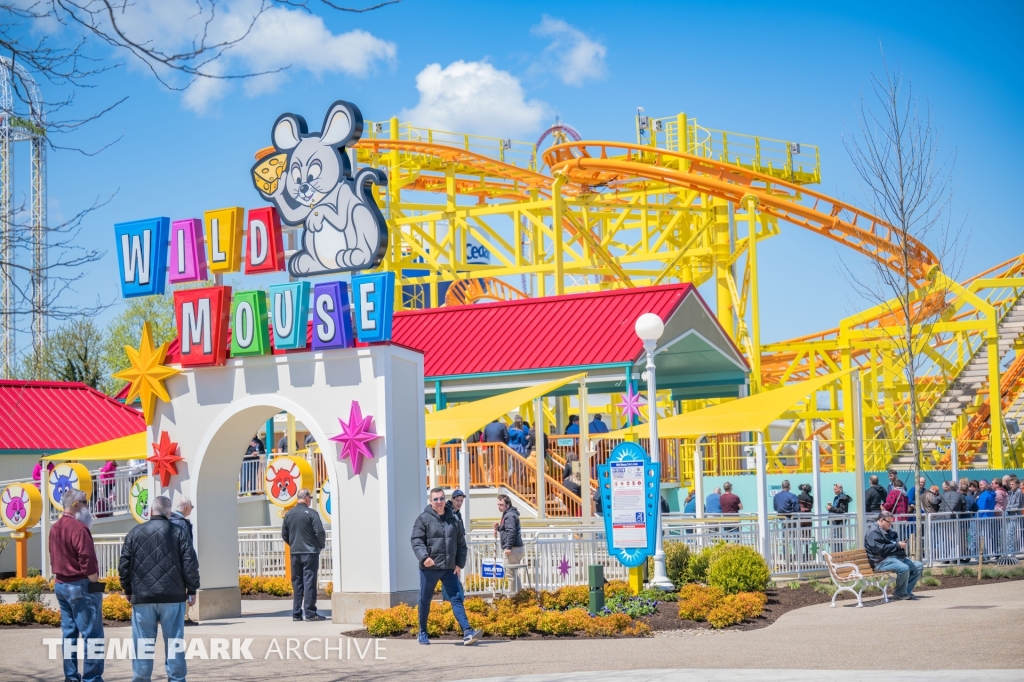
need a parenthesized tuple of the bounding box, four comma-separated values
(47, 463, 92, 511)
(264, 455, 315, 509)
(1, 484, 42, 532)
(129, 476, 151, 524)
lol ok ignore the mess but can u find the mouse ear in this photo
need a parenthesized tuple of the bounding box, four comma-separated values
(320, 100, 363, 147)
(273, 113, 308, 151)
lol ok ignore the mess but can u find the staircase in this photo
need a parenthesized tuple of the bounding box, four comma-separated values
(894, 295, 1024, 465)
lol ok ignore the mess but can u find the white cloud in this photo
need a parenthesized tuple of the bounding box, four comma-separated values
(531, 15, 606, 86)
(400, 61, 548, 138)
(96, 0, 396, 114)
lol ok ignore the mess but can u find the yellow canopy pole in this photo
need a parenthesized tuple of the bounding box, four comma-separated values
(42, 432, 147, 461)
(597, 370, 854, 439)
(425, 373, 587, 443)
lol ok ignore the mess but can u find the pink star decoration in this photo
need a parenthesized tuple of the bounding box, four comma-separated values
(557, 557, 571, 577)
(330, 401, 381, 475)
(617, 383, 646, 423)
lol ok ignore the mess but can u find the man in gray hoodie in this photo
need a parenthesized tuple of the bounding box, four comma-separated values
(493, 494, 525, 591)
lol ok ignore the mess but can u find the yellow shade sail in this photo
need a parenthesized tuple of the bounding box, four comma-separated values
(43, 432, 147, 461)
(599, 370, 854, 439)
(426, 373, 587, 443)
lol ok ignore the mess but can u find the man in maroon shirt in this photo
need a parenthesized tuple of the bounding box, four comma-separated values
(49, 488, 104, 682)
(719, 482, 743, 513)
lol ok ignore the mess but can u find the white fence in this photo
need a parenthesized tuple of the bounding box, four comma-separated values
(93, 528, 334, 590)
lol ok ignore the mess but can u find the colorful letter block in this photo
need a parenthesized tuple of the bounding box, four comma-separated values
(231, 290, 271, 357)
(269, 281, 310, 350)
(173, 286, 232, 367)
(114, 217, 169, 298)
(245, 207, 285, 274)
(168, 218, 208, 284)
(204, 207, 244, 273)
(311, 281, 354, 351)
(352, 272, 395, 343)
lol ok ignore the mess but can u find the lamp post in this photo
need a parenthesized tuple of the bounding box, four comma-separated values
(635, 312, 673, 590)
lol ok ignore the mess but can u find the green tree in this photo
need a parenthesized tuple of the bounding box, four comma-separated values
(19, 320, 108, 389)
(102, 295, 178, 395)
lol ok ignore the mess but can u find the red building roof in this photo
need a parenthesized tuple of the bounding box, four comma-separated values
(391, 284, 698, 378)
(0, 380, 145, 453)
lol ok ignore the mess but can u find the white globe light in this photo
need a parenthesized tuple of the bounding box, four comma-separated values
(634, 313, 665, 342)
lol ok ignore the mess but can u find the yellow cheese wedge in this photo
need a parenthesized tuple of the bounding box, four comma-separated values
(253, 153, 287, 194)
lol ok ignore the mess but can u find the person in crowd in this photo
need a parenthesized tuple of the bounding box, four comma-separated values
(411, 488, 481, 646)
(483, 418, 509, 444)
(32, 456, 54, 489)
(96, 458, 118, 518)
(827, 483, 851, 517)
(467, 430, 482, 444)
(882, 478, 909, 516)
(592, 486, 603, 516)
(773, 480, 800, 517)
(276, 434, 296, 453)
(961, 479, 978, 513)
(940, 481, 965, 516)
(993, 478, 1008, 514)
(797, 483, 814, 514)
(922, 485, 942, 515)
(281, 489, 326, 622)
(508, 415, 529, 456)
(865, 475, 887, 519)
(887, 469, 900, 492)
(589, 413, 610, 434)
(563, 468, 582, 498)
(683, 489, 696, 514)
(864, 510, 923, 600)
(51, 488, 104, 682)
(660, 494, 671, 515)
(494, 494, 525, 590)
(169, 498, 195, 547)
(1007, 476, 1022, 513)
(527, 427, 551, 469)
(565, 415, 580, 435)
(719, 482, 742, 513)
(441, 490, 467, 603)
(562, 450, 578, 482)
(705, 487, 722, 514)
(977, 479, 996, 517)
(303, 433, 316, 448)
(119, 495, 199, 682)
(907, 476, 927, 512)
(244, 436, 264, 458)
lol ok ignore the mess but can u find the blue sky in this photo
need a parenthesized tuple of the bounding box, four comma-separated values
(15, 0, 1024, 359)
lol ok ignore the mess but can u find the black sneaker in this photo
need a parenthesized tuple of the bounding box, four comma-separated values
(306, 614, 327, 621)
(293, 616, 304, 621)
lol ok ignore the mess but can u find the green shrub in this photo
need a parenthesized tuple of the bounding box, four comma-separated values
(705, 545, 771, 594)
(919, 576, 941, 587)
(686, 541, 731, 584)
(638, 587, 677, 602)
(646, 540, 691, 588)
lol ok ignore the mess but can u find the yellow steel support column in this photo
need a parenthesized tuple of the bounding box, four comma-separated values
(745, 196, 762, 393)
(713, 198, 734, 340)
(988, 332, 1004, 468)
(553, 174, 566, 295)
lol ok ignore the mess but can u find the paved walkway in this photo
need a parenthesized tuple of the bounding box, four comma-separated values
(1, 582, 1020, 682)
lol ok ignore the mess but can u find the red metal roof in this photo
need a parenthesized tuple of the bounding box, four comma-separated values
(0, 380, 145, 452)
(391, 284, 698, 378)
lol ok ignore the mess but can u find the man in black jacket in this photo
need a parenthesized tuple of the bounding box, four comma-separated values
(493, 494, 525, 591)
(119, 495, 200, 682)
(864, 475, 887, 520)
(441, 489, 467, 603)
(282, 489, 326, 622)
(864, 510, 922, 600)
(411, 487, 481, 646)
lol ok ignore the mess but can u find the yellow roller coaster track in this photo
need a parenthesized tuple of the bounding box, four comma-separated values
(544, 141, 939, 287)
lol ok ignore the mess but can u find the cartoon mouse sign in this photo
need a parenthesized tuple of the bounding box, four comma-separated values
(251, 100, 389, 278)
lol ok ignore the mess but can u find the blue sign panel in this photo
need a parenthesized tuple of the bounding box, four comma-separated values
(597, 441, 661, 567)
(481, 560, 506, 579)
(114, 217, 169, 298)
(269, 281, 311, 350)
(351, 271, 395, 343)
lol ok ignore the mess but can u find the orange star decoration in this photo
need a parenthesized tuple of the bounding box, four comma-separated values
(149, 431, 183, 487)
(113, 321, 180, 425)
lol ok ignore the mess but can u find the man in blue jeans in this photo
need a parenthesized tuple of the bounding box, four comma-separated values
(119, 495, 200, 682)
(410, 487, 482, 646)
(865, 510, 923, 600)
(50, 488, 104, 682)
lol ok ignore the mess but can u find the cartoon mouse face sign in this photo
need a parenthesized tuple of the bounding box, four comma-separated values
(251, 100, 389, 278)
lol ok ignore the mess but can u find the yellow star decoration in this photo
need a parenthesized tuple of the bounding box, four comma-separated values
(113, 321, 180, 425)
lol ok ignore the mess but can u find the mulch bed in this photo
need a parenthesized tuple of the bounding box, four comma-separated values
(344, 566, 1024, 640)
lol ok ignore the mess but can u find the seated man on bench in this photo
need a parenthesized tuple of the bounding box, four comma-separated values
(865, 510, 923, 600)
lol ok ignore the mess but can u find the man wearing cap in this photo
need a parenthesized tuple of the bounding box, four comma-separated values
(442, 489, 467, 603)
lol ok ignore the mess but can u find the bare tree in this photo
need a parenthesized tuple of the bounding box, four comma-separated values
(0, 0, 398, 376)
(842, 53, 967, 557)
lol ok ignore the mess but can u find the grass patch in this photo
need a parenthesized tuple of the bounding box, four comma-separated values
(787, 581, 801, 590)
(807, 579, 837, 596)
(942, 566, 961, 577)
(919, 576, 941, 587)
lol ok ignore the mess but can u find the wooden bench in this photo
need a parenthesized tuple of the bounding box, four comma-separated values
(822, 549, 896, 608)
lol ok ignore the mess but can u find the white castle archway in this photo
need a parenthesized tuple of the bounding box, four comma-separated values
(150, 343, 425, 623)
